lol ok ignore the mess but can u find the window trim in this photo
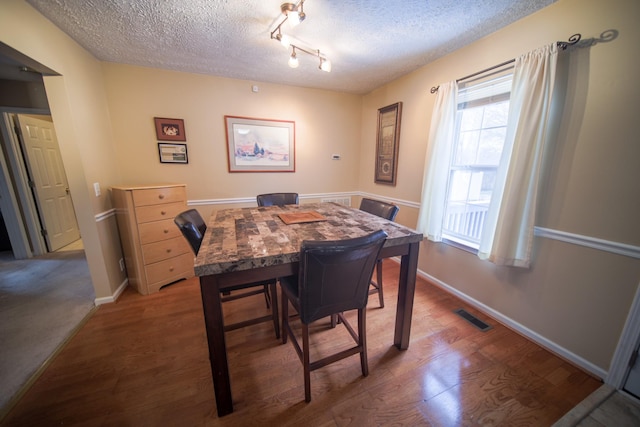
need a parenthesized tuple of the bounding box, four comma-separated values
(440, 70, 513, 251)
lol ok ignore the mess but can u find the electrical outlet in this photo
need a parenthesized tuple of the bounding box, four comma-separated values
(93, 182, 101, 197)
(119, 258, 125, 272)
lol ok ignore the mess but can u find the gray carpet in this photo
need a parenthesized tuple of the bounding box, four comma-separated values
(0, 246, 95, 413)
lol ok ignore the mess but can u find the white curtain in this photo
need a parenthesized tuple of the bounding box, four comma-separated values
(416, 80, 458, 241)
(477, 43, 559, 267)
(417, 43, 558, 267)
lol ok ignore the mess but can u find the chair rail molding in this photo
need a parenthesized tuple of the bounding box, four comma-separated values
(189, 192, 359, 207)
(95, 208, 115, 222)
(534, 227, 640, 259)
(359, 192, 421, 210)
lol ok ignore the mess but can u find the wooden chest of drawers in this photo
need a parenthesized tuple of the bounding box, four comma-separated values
(111, 184, 193, 295)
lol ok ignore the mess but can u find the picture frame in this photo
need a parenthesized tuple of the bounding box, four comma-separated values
(154, 117, 186, 141)
(225, 115, 295, 173)
(158, 143, 188, 164)
(374, 102, 402, 185)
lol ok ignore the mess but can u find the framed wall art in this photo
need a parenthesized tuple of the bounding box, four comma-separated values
(154, 117, 186, 141)
(158, 143, 188, 164)
(374, 102, 402, 185)
(225, 115, 295, 172)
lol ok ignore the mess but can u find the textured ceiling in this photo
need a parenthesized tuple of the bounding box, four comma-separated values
(24, 0, 556, 94)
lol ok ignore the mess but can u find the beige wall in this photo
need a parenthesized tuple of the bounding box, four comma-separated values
(360, 0, 640, 373)
(102, 64, 362, 204)
(2, 0, 639, 377)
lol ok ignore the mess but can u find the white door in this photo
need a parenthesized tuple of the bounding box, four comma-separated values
(16, 114, 80, 251)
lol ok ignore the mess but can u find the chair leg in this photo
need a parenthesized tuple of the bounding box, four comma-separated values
(358, 307, 369, 377)
(376, 260, 384, 308)
(302, 323, 311, 403)
(270, 282, 280, 339)
(264, 284, 271, 308)
(281, 289, 289, 345)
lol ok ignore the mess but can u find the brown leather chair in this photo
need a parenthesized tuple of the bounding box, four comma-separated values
(359, 198, 399, 308)
(174, 209, 279, 337)
(280, 230, 387, 402)
(256, 193, 299, 207)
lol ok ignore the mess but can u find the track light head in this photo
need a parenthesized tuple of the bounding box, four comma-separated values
(319, 57, 331, 72)
(288, 48, 299, 68)
(281, 1, 305, 27)
(275, 32, 290, 48)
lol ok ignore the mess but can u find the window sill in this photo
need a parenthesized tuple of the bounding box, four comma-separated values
(442, 237, 478, 255)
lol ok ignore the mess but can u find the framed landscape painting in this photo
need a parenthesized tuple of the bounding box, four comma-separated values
(225, 116, 295, 172)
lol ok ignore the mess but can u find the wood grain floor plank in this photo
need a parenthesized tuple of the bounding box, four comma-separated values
(1, 260, 602, 426)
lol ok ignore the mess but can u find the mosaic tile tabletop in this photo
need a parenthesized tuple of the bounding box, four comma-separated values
(194, 202, 423, 276)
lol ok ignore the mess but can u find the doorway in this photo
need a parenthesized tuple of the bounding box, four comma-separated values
(0, 110, 82, 257)
(0, 43, 82, 258)
(4, 113, 81, 254)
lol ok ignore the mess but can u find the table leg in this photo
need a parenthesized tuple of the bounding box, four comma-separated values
(200, 275, 233, 416)
(394, 241, 419, 349)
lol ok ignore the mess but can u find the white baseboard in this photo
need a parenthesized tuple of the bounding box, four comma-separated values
(414, 267, 608, 380)
(94, 278, 128, 306)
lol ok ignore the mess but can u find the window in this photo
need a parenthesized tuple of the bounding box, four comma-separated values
(419, 44, 558, 267)
(442, 72, 512, 249)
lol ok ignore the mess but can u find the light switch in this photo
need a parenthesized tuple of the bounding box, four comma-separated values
(93, 182, 101, 197)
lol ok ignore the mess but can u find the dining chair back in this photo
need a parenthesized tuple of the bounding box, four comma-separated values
(174, 209, 280, 337)
(359, 197, 399, 221)
(174, 208, 206, 255)
(280, 230, 387, 402)
(256, 192, 299, 207)
(358, 198, 399, 308)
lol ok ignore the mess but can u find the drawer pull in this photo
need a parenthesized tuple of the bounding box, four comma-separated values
(166, 248, 172, 253)
(159, 194, 165, 199)
(164, 229, 169, 234)
(169, 266, 174, 272)
(161, 210, 167, 215)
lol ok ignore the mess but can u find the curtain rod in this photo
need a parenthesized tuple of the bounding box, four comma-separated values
(429, 34, 581, 94)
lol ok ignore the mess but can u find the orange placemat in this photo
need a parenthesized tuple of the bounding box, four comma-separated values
(278, 211, 327, 225)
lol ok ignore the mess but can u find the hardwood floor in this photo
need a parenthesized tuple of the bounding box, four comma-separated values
(1, 261, 602, 426)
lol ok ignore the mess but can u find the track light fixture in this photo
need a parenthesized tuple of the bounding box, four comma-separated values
(269, 1, 331, 72)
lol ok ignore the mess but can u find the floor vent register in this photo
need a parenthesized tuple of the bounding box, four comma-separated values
(453, 308, 492, 332)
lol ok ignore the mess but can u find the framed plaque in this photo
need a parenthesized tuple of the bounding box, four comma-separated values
(158, 143, 188, 164)
(374, 102, 402, 185)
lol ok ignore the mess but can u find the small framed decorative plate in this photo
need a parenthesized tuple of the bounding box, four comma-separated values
(154, 117, 186, 141)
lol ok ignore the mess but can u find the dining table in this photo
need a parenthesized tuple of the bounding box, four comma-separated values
(194, 202, 423, 416)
